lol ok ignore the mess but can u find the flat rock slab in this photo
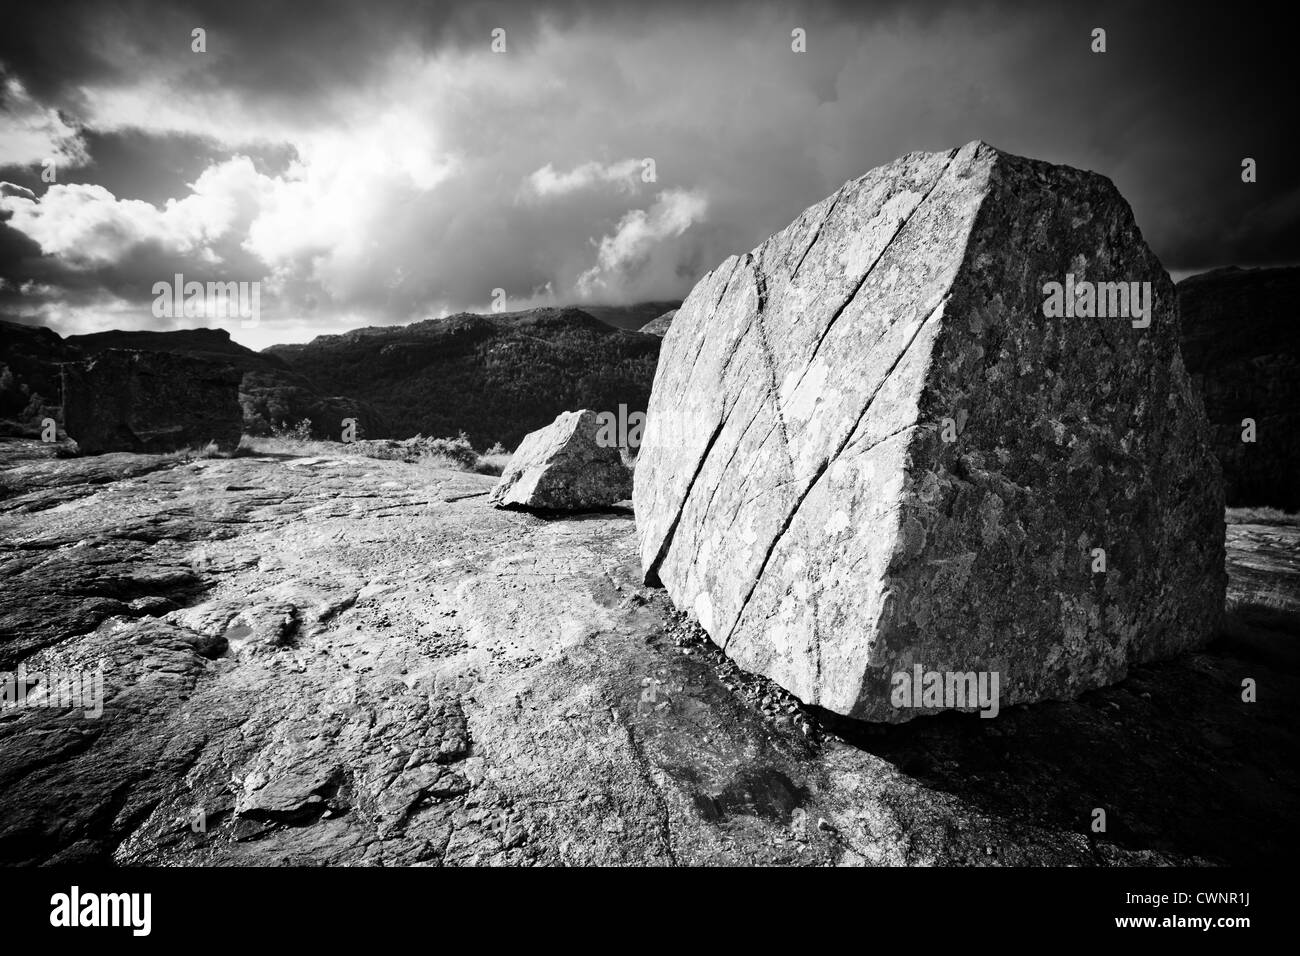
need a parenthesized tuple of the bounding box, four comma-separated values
(634, 141, 1225, 721)
(491, 409, 631, 510)
(62, 349, 243, 455)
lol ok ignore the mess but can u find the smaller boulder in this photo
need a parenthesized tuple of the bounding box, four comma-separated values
(490, 409, 631, 510)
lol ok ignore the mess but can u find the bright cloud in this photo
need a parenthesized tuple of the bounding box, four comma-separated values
(0, 157, 270, 268)
(525, 159, 646, 198)
(0, 76, 88, 169)
(577, 188, 708, 297)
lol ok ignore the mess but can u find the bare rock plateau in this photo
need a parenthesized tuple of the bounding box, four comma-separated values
(0, 439, 1295, 865)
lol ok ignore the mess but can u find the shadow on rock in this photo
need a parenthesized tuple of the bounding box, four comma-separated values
(815, 613, 1300, 865)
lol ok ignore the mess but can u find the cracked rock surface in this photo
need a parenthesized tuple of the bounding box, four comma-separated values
(634, 141, 1225, 720)
(0, 442, 1294, 865)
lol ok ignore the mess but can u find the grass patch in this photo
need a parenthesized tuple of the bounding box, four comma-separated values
(240, 435, 338, 457)
(475, 452, 512, 477)
(240, 429, 510, 475)
(161, 441, 251, 461)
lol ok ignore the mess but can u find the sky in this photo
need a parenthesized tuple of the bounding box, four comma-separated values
(1, 0, 1294, 350)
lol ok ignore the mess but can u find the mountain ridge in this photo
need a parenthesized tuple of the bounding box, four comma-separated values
(264, 305, 662, 448)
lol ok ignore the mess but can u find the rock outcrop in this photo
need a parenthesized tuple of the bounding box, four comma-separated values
(62, 349, 243, 454)
(0, 319, 78, 435)
(1177, 266, 1300, 511)
(638, 310, 677, 337)
(490, 409, 631, 510)
(634, 141, 1225, 722)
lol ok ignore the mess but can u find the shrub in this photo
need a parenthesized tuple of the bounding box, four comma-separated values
(271, 417, 314, 442)
(414, 431, 479, 470)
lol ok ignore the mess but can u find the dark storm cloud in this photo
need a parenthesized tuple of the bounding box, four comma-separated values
(1, 0, 569, 107)
(0, 0, 1293, 346)
(74, 130, 298, 204)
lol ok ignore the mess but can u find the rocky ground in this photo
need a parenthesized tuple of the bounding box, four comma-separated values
(1, 438, 1296, 866)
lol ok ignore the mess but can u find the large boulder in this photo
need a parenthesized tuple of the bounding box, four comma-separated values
(1178, 266, 1300, 511)
(62, 349, 243, 454)
(490, 409, 631, 510)
(634, 141, 1225, 722)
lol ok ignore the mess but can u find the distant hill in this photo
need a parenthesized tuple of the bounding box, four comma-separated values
(0, 323, 386, 441)
(67, 327, 279, 367)
(1177, 265, 1300, 509)
(265, 307, 662, 448)
(5, 305, 666, 448)
(67, 327, 388, 441)
(578, 301, 682, 332)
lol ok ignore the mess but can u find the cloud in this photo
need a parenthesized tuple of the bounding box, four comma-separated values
(524, 158, 646, 198)
(0, 157, 269, 268)
(239, 107, 460, 297)
(0, 0, 1294, 347)
(577, 188, 708, 298)
(0, 74, 88, 169)
(1, 182, 36, 200)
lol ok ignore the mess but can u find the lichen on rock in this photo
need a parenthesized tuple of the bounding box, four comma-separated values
(490, 409, 632, 510)
(633, 141, 1226, 722)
